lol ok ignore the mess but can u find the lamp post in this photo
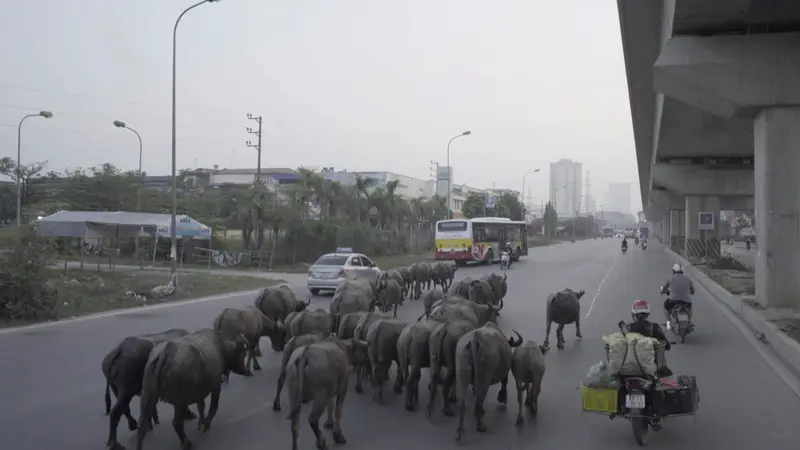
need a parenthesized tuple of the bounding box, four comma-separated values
(552, 184, 567, 237)
(521, 169, 540, 220)
(113, 121, 143, 211)
(170, 0, 222, 278)
(445, 130, 471, 219)
(16, 111, 53, 227)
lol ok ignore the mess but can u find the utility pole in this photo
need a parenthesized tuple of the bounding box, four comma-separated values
(246, 113, 263, 179)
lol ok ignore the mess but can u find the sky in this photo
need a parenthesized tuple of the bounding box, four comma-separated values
(0, 0, 642, 213)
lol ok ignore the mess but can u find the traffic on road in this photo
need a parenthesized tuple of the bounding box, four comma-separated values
(0, 239, 798, 450)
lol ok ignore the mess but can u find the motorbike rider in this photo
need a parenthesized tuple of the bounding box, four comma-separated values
(626, 300, 673, 376)
(661, 263, 695, 323)
(746, 237, 751, 251)
(621, 237, 628, 251)
(502, 240, 514, 267)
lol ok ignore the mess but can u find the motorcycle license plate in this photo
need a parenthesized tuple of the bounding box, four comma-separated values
(677, 313, 689, 321)
(625, 394, 646, 409)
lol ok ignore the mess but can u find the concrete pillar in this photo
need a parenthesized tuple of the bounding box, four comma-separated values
(668, 209, 685, 251)
(754, 107, 800, 308)
(684, 196, 721, 259)
(661, 214, 669, 243)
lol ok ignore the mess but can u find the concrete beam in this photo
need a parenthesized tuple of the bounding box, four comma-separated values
(651, 163, 753, 197)
(653, 32, 800, 119)
(650, 189, 684, 210)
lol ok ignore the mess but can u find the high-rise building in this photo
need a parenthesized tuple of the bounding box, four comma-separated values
(606, 182, 632, 215)
(549, 159, 583, 218)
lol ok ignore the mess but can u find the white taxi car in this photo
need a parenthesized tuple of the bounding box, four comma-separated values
(306, 248, 381, 295)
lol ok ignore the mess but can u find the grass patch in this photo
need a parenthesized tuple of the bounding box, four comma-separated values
(699, 266, 755, 296)
(0, 269, 283, 328)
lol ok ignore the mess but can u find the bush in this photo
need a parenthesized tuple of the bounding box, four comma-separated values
(0, 227, 61, 322)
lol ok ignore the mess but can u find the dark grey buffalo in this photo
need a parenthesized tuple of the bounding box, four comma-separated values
(102, 329, 192, 450)
(432, 261, 458, 291)
(135, 329, 249, 450)
(365, 318, 407, 402)
(335, 311, 369, 339)
(273, 333, 326, 411)
(427, 318, 478, 417)
(396, 266, 413, 297)
(376, 278, 404, 317)
(409, 262, 433, 299)
(427, 293, 503, 327)
(351, 311, 392, 393)
(213, 306, 285, 376)
(481, 272, 508, 304)
(544, 288, 586, 350)
(396, 316, 446, 411)
(330, 279, 375, 316)
(421, 288, 445, 313)
(254, 285, 310, 355)
(511, 340, 548, 425)
(454, 323, 523, 442)
(287, 308, 335, 338)
(286, 335, 369, 450)
(468, 278, 498, 306)
(449, 277, 473, 298)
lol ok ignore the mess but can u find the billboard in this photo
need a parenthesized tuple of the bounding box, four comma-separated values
(698, 212, 715, 231)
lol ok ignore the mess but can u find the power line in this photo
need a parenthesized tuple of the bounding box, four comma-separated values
(0, 122, 237, 142)
(245, 113, 263, 175)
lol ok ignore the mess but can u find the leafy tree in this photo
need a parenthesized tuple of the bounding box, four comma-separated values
(461, 193, 487, 219)
(543, 201, 558, 238)
(494, 193, 523, 220)
(0, 226, 59, 321)
(0, 157, 52, 221)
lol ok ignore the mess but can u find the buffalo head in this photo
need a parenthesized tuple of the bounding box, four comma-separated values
(507, 329, 523, 348)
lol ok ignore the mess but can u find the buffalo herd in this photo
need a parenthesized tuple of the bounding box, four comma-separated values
(102, 261, 587, 450)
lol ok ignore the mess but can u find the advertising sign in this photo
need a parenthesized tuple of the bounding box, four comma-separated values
(698, 212, 715, 231)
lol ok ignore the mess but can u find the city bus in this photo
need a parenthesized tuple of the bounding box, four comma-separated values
(434, 217, 528, 265)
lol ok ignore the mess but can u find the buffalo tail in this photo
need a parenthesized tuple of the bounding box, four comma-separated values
(103, 346, 123, 414)
(470, 333, 480, 394)
(138, 346, 170, 435)
(287, 345, 309, 420)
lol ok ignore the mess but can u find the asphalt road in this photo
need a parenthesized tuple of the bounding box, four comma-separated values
(2, 239, 799, 450)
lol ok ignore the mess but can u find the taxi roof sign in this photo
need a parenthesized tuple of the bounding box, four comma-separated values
(335, 247, 354, 254)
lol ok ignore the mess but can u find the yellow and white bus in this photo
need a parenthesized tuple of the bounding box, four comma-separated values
(434, 217, 528, 266)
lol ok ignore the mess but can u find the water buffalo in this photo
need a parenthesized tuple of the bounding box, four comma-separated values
(254, 286, 310, 355)
(427, 318, 478, 417)
(135, 329, 249, 450)
(396, 266, 413, 297)
(330, 279, 375, 316)
(397, 317, 447, 411)
(449, 277, 472, 298)
(335, 312, 369, 339)
(481, 272, 508, 304)
(272, 333, 326, 411)
(511, 340, 548, 424)
(365, 318, 407, 402)
(351, 311, 392, 393)
(454, 323, 523, 442)
(213, 306, 285, 376)
(287, 309, 335, 338)
(468, 279, 498, 307)
(409, 262, 433, 299)
(543, 288, 586, 350)
(432, 261, 458, 291)
(421, 288, 445, 313)
(426, 294, 503, 327)
(286, 336, 369, 450)
(376, 278, 404, 317)
(102, 329, 192, 450)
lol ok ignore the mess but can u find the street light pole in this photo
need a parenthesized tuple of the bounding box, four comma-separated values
(445, 130, 471, 219)
(16, 111, 53, 227)
(170, 0, 221, 278)
(113, 121, 143, 211)
(521, 169, 540, 219)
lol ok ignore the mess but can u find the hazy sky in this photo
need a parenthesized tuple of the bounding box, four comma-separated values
(0, 0, 642, 212)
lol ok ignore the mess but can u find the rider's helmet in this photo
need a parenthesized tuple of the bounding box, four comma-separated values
(672, 263, 684, 274)
(631, 300, 650, 321)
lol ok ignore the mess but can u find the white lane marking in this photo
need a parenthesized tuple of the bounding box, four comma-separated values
(0, 288, 268, 335)
(584, 251, 620, 319)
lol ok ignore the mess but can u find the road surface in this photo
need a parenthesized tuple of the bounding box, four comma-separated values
(2, 239, 799, 450)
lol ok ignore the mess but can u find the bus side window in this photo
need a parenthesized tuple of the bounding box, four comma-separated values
(474, 224, 486, 242)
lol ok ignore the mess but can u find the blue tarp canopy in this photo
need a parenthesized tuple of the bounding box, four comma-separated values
(36, 211, 212, 239)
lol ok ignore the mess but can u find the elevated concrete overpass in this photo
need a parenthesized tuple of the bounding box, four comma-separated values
(617, 0, 800, 308)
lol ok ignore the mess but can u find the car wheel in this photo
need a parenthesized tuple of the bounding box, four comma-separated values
(310, 288, 320, 296)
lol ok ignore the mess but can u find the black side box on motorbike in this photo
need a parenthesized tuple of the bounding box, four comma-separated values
(653, 375, 699, 416)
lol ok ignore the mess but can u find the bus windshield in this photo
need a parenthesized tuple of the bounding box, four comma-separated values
(437, 221, 469, 233)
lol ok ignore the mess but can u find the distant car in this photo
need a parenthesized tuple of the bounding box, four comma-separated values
(306, 248, 381, 295)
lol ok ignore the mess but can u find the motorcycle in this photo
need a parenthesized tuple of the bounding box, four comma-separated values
(622, 245, 628, 254)
(661, 287, 694, 343)
(500, 250, 511, 270)
(746, 241, 751, 251)
(642, 241, 647, 250)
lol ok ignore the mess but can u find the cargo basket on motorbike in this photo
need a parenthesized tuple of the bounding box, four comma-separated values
(581, 385, 619, 414)
(604, 341, 668, 376)
(653, 375, 699, 417)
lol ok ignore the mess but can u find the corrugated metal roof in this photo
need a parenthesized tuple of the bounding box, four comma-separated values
(43, 211, 174, 227)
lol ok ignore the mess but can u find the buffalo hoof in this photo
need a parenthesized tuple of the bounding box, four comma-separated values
(316, 439, 328, 450)
(354, 384, 363, 394)
(272, 400, 282, 412)
(198, 420, 211, 433)
(557, 342, 565, 350)
(515, 417, 524, 426)
(180, 440, 193, 450)
(323, 420, 334, 429)
(186, 410, 197, 420)
(455, 428, 465, 442)
(244, 371, 254, 377)
(405, 403, 415, 412)
(108, 442, 126, 450)
(476, 423, 487, 433)
(497, 390, 507, 404)
(443, 407, 455, 417)
(426, 405, 434, 418)
(254, 364, 262, 371)
(576, 332, 583, 339)
(127, 419, 139, 431)
(332, 431, 347, 444)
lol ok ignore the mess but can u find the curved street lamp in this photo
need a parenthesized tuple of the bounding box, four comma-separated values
(445, 130, 471, 219)
(113, 120, 144, 211)
(16, 111, 53, 226)
(170, 0, 223, 277)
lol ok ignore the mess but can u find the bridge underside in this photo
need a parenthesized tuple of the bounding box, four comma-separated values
(618, 0, 800, 308)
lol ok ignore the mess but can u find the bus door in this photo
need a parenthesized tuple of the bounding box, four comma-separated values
(520, 226, 528, 255)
